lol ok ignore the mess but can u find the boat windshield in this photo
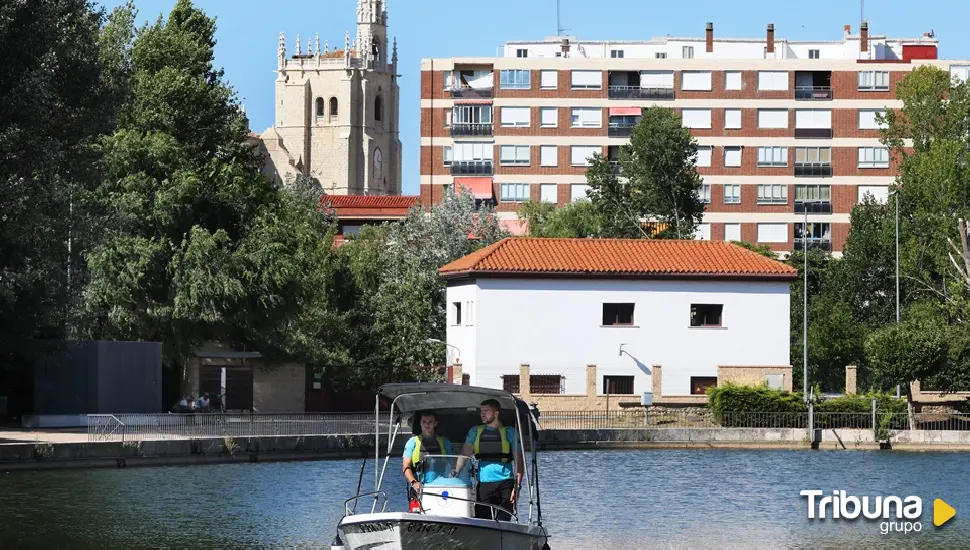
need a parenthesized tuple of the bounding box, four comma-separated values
(416, 454, 477, 488)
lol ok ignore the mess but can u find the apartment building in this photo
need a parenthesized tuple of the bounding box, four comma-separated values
(420, 22, 970, 253)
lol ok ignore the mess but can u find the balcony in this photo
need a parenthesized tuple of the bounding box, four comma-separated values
(450, 160, 493, 176)
(608, 123, 636, 137)
(794, 200, 832, 214)
(794, 128, 833, 139)
(608, 160, 622, 173)
(794, 238, 832, 252)
(608, 86, 675, 100)
(793, 163, 832, 177)
(451, 123, 493, 137)
(795, 86, 833, 100)
(449, 85, 493, 99)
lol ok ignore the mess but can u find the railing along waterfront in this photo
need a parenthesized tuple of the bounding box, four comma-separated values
(87, 413, 403, 442)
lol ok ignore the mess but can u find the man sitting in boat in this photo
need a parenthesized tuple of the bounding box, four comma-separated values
(402, 409, 454, 494)
(453, 399, 524, 521)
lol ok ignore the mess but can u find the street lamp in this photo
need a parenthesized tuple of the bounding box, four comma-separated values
(890, 185, 901, 398)
(427, 338, 461, 363)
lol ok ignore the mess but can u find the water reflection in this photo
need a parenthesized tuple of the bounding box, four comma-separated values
(0, 449, 968, 548)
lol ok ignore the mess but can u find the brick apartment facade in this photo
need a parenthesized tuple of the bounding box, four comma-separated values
(419, 22, 970, 254)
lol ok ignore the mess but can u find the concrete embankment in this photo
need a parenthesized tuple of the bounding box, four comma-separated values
(4, 428, 970, 471)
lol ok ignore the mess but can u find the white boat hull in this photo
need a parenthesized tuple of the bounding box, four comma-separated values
(337, 512, 549, 549)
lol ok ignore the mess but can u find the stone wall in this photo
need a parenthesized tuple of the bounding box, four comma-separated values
(517, 364, 645, 412)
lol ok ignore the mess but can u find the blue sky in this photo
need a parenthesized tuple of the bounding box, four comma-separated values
(96, 0, 970, 195)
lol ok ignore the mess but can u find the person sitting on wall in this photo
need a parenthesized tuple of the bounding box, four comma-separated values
(402, 410, 454, 495)
(453, 399, 524, 521)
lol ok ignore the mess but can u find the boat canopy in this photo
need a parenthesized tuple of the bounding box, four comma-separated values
(379, 383, 540, 433)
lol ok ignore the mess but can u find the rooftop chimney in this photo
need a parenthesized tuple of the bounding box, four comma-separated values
(844, 24, 851, 35)
(766, 23, 775, 54)
(860, 21, 869, 53)
(706, 22, 714, 53)
(561, 37, 570, 57)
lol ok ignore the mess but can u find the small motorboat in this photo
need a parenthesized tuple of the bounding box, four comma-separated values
(333, 382, 551, 549)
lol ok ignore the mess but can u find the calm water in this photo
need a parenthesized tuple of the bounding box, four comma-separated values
(1, 450, 968, 548)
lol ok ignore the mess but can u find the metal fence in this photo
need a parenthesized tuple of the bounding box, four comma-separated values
(87, 413, 402, 442)
(87, 410, 970, 442)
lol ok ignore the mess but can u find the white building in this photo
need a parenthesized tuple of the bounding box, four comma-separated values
(440, 238, 798, 406)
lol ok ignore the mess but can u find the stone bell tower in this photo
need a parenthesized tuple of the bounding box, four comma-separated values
(253, 0, 402, 195)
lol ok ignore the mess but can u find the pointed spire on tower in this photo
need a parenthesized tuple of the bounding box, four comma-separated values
(345, 30, 350, 51)
(324, 39, 329, 55)
(392, 36, 397, 65)
(296, 34, 301, 56)
(314, 33, 320, 56)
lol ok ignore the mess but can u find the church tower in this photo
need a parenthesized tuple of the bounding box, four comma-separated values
(254, 0, 402, 195)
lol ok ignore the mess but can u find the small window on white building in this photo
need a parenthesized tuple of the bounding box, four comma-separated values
(682, 46, 694, 59)
(610, 49, 624, 58)
(690, 304, 723, 327)
(452, 302, 462, 325)
(809, 49, 820, 59)
(602, 303, 634, 326)
(655, 52, 667, 59)
(516, 49, 528, 58)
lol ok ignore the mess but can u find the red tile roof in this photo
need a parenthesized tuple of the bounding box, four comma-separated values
(438, 238, 798, 281)
(322, 195, 418, 209)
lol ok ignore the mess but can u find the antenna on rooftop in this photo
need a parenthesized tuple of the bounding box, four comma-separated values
(556, 0, 569, 36)
(860, 0, 864, 29)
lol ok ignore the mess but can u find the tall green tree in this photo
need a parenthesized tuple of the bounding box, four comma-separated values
(338, 188, 509, 388)
(0, 0, 125, 398)
(613, 107, 706, 239)
(78, 0, 348, 387)
(585, 153, 645, 238)
(517, 199, 603, 238)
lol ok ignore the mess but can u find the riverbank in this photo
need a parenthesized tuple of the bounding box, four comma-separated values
(4, 427, 970, 471)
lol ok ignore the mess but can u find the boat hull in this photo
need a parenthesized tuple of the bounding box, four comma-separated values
(337, 512, 548, 549)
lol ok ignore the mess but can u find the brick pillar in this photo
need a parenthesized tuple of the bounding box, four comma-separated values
(652, 365, 663, 400)
(586, 365, 597, 397)
(845, 365, 857, 395)
(452, 362, 463, 385)
(519, 364, 531, 397)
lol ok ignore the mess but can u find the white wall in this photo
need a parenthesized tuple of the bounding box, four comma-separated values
(447, 277, 791, 397)
(444, 282, 478, 378)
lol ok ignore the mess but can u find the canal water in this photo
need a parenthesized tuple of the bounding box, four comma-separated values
(1, 449, 968, 548)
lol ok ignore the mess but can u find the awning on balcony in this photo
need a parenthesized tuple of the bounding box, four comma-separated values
(453, 98, 493, 104)
(609, 106, 642, 116)
(454, 177, 493, 199)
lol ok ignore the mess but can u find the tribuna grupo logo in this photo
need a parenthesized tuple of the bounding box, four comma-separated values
(800, 490, 923, 534)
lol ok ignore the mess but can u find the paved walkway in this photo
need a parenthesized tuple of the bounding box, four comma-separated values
(0, 429, 89, 445)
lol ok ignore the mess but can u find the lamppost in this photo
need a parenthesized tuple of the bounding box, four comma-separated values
(801, 199, 810, 402)
(890, 185, 901, 398)
(427, 338, 461, 382)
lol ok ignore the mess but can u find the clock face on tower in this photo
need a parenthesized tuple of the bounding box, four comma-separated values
(373, 148, 383, 180)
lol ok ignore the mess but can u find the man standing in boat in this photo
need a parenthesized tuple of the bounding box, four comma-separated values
(454, 399, 524, 521)
(402, 410, 453, 494)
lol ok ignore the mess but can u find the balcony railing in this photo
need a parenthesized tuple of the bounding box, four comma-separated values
(608, 160, 622, 173)
(608, 86, 675, 100)
(793, 163, 832, 177)
(449, 86, 493, 99)
(794, 128, 834, 139)
(450, 160, 493, 176)
(794, 200, 833, 214)
(608, 124, 636, 137)
(451, 123, 493, 137)
(795, 86, 833, 100)
(794, 238, 833, 252)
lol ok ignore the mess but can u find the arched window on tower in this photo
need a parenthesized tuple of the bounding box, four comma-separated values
(315, 97, 325, 119)
(374, 95, 384, 124)
(329, 97, 338, 123)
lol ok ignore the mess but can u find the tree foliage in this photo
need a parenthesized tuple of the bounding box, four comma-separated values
(518, 199, 602, 238)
